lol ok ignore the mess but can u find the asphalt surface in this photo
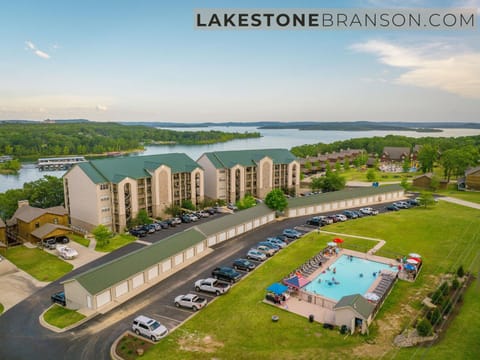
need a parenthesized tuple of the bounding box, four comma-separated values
(0, 202, 405, 360)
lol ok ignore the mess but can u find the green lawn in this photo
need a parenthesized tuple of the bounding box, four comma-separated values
(141, 202, 480, 360)
(70, 233, 90, 247)
(95, 233, 136, 252)
(43, 304, 86, 329)
(5, 246, 73, 282)
(341, 168, 411, 182)
(0, 303, 4, 315)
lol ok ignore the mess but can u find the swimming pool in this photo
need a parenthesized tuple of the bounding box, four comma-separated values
(303, 255, 398, 301)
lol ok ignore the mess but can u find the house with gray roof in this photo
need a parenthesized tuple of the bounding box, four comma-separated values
(197, 149, 300, 203)
(63, 154, 204, 232)
(334, 294, 376, 334)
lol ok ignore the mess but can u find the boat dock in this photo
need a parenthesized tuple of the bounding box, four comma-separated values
(37, 156, 87, 171)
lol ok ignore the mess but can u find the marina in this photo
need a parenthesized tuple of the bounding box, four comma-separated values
(37, 156, 87, 171)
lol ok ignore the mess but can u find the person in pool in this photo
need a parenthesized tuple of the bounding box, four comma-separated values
(359, 273, 364, 278)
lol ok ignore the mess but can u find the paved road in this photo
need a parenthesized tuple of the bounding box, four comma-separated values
(0, 203, 402, 360)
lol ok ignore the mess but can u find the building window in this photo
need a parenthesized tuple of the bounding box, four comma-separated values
(53, 218, 58, 224)
(100, 183, 109, 190)
(35, 222, 40, 228)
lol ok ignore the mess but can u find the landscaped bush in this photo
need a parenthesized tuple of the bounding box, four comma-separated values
(427, 307, 442, 326)
(457, 265, 465, 278)
(431, 289, 444, 305)
(417, 318, 433, 337)
(451, 278, 460, 291)
(439, 281, 450, 296)
(442, 299, 453, 315)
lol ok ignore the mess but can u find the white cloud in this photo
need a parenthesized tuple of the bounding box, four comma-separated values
(25, 40, 51, 59)
(34, 50, 50, 59)
(351, 40, 480, 99)
(96, 104, 108, 111)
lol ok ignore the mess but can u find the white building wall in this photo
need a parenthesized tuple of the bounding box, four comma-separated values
(197, 154, 221, 200)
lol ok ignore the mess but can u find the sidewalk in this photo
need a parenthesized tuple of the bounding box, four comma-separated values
(438, 196, 480, 210)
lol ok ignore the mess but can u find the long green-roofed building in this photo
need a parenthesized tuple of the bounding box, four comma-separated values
(197, 148, 300, 203)
(63, 153, 204, 232)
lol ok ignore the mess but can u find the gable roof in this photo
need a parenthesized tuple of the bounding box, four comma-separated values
(31, 224, 71, 239)
(287, 184, 403, 208)
(465, 165, 480, 176)
(0, 218, 5, 228)
(382, 147, 410, 161)
(195, 204, 274, 237)
(64, 228, 206, 295)
(201, 149, 297, 169)
(74, 153, 201, 184)
(10, 205, 68, 223)
(413, 172, 433, 180)
(334, 294, 375, 319)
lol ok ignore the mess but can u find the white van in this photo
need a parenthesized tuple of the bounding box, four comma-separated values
(132, 315, 168, 341)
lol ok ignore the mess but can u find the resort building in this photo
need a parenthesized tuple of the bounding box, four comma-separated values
(5, 200, 70, 245)
(63, 154, 204, 233)
(298, 149, 365, 175)
(0, 218, 6, 245)
(458, 165, 480, 191)
(197, 149, 300, 202)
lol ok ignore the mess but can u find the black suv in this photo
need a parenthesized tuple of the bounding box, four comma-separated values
(51, 291, 66, 306)
(55, 236, 69, 244)
(212, 266, 241, 283)
(130, 228, 147, 237)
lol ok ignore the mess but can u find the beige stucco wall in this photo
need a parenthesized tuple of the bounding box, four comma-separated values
(151, 165, 172, 217)
(197, 155, 219, 200)
(64, 279, 90, 310)
(190, 168, 205, 204)
(257, 157, 273, 198)
(64, 166, 103, 231)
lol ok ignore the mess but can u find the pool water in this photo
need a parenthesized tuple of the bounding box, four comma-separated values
(303, 255, 398, 301)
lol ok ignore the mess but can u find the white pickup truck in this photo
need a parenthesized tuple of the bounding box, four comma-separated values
(194, 278, 231, 296)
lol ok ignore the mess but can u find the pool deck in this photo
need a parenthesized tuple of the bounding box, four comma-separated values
(275, 248, 400, 324)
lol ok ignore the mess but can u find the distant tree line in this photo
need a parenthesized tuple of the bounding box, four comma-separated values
(0, 122, 260, 158)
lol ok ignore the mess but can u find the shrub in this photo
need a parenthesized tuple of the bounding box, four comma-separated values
(457, 265, 465, 278)
(439, 281, 450, 296)
(427, 307, 442, 326)
(442, 298, 453, 315)
(417, 318, 433, 337)
(431, 289, 444, 305)
(451, 278, 460, 291)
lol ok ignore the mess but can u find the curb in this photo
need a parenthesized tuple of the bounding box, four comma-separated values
(39, 304, 99, 333)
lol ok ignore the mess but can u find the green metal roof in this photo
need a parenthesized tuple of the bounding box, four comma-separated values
(77, 153, 200, 184)
(76, 162, 108, 184)
(195, 204, 275, 237)
(203, 149, 297, 169)
(65, 228, 205, 295)
(334, 294, 375, 319)
(287, 184, 403, 208)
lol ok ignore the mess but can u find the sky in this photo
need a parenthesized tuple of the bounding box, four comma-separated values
(0, 0, 479, 123)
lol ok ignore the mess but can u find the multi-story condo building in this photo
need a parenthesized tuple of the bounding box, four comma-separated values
(64, 154, 204, 232)
(197, 149, 300, 203)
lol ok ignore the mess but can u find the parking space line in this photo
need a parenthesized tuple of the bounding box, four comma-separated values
(164, 305, 193, 314)
(153, 314, 182, 323)
(193, 291, 214, 298)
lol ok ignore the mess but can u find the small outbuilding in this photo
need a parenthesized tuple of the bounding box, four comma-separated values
(334, 294, 376, 334)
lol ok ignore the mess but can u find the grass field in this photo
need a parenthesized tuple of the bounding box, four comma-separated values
(5, 246, 73, 282)
(70, 234, 90, 247)
(0, 303, 4, 315)
(43, 305, 86, 329)
(95, 234, 136, 252)
(139, 202, 480, 360)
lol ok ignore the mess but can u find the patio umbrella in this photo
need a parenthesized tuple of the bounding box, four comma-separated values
(327, 242, 337, 247)
(267, 283, 288, 296)
(406, 258, 419, 265)
(404, 263, 416, 271)
(409, 253, 422, 258)
(333, 238, 344, 244)
(410, 257, 422, 263)
(364, 292, 380, 301)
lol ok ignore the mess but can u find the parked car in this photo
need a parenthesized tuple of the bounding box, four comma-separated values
(316, 215, 333, 225)
(188, 213, 199, 222)
(257, 241, 280, 252)
(157, 220, 169, 229)
(142, 224, 156, 234)
(342, 210, 358, 219)
(130, 228, 147, 237)
(386, 204, 399, 211)
(198, 210, 210, 218)
(246, 249, 267, 261)
(174, 293, 207, 311)
(326, 215, 338, 223)
(393, 201, 410, 209)
(407, 198, 420, 206)
(57, 245, 79, 260)
(212, 266, 242, 283)
(306, 217, 322, 227)
(55, 236, 70, 244)
(206, 207, 217, 215)
(233, 258, 256, 272)
(282, 229, 302, 239)
(194, 278, 230, 295)
(255, 244, 275, 257)
(132, 315, 168, 341)
(274, 234, 289, 243)
(359, 207, 378, 215)
(227, 203, 238, 211)
(152, 222, 162, 231)
(334, 214, 348, 222)
(266, 237, 287, 249)
(51, 291, 66, 306)
(180, 214, 191, 223)
(42, 238, 57, 250)
(352, 210, 364, 218)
